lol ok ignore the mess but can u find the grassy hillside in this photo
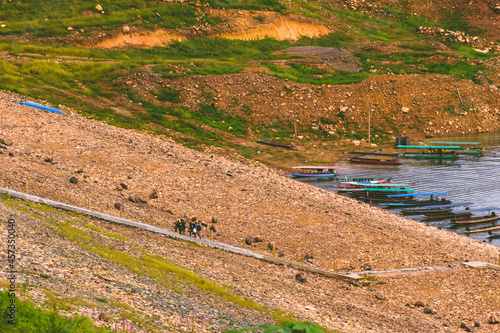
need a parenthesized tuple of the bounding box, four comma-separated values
(0, 0, 499, 163)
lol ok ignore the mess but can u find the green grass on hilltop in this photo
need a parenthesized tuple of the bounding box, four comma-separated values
(0, 1, 496, 152)
(0, 0, 206, 36)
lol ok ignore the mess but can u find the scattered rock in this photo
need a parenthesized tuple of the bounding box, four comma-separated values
(69, 176, 78, 184)
(95, 4, 103, 11)
(44, 157, 53, 163)
(67, 27, 73, 31)
(414, 301, 425, 307)
(0, 138, 12, 146)
(122, 25, 130, 33)
(245, 236, 255, 245)
(473, 321, 480, 327)
(254, 235, 263, 242)
(375, 292, 386, 300)
(295, 272, 307, 283)
(209, 225, 217, 233)
(211, 217, 218, 224)
(461, 321, 473, 332)
(401, 106, 410, 113)
(149, 190, 158, 199)
(114, 202, 124, 210)
(267, 242, 275, 250)
(120, 182, 128, 189)
(98, 312, 110, 321)
(423, 307, 435, 314)
(8, 152, 14, 157)
(488, 313, 500, 324)
(128, 195, 137, 203)
(278, 252, 284, 257)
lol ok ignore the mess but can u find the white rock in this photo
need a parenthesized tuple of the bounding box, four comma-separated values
(401, 107, 409, 113)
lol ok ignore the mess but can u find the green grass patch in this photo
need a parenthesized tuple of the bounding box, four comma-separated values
(43, 213, 294, 323)
(201, 0, 286, 13)
(0, 1, 205, 36)
(0, 291, 111, 332)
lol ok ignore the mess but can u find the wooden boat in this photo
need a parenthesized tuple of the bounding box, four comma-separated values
(465, 224, 500, 234)
(429, 141, 485, 156)
(400, 202, 473, 215)
(396, 145, 460, 159)
(451, 214, 499, 224)
(347, 157, 403, 165)
(291, 166, 339, 178)
(488, 231, 500, 238)
(423, 211, 472, 221)
(336, 176, 391, 183)
(378, 192, 448, 208)
(347, 152, 402, 165)
(339, 180, 388, 185)
(258, 140, 297, 149)
(348, 188, 415, 197)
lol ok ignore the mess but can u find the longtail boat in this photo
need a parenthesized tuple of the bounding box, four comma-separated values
(347, 152, 402, 165)
(396, 145, 460, 159)
(291, 166, 339, 178)
(465, 224, 500, 234)
(429, 141, 484, 156)
(347, 157, 403, 165)
(451, 215, 500, 224)
(400, 202, 473, 215)
(336, 176, 392, 183)
(450, 208, 499, 224)
(423, 209, 472, 221)
(258, 140, 297, 149)
(378, 192, 448, 207)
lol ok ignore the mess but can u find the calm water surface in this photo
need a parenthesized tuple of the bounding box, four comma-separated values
(297, 131, 500, 247)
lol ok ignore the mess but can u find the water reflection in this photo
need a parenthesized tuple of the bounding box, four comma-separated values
(297, 131, 500, 247)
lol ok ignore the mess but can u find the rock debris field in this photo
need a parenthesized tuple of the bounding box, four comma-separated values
(0, 91, 499, 332)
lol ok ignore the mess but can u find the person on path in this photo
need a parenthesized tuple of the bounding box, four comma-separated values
(196, 222, 202, 239)
(188, 220, 194, 236)
(174, 219, 182, 233)
(181, 219, 187, 234)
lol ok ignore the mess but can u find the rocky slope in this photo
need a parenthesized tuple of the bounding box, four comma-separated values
(0, 91, 499, 332)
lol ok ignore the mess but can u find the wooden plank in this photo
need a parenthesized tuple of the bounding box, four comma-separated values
(0, 187, 359, 280)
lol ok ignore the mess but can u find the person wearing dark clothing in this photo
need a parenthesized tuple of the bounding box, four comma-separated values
(188, 221, 194, 236)
(180, 219, 187, 234)
(174, 219, 182, 233)
(196, 222, 202, 239)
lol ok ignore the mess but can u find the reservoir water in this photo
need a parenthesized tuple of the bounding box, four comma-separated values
(297, 131, 500, 248)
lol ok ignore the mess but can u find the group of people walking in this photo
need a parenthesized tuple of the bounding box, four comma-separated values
(174, 216, 203, 239)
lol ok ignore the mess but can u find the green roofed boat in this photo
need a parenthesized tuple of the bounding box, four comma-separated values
(429, 141, 485, 156)
(396, 145, 459, 159)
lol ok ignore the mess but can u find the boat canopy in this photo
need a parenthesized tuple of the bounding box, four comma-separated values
(401, 202, 474, 210)
(387, 191, 446, 197)
(397, 145, 461, 149)
(429, 141, 482, 145)
(18, 101, 64, 114)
